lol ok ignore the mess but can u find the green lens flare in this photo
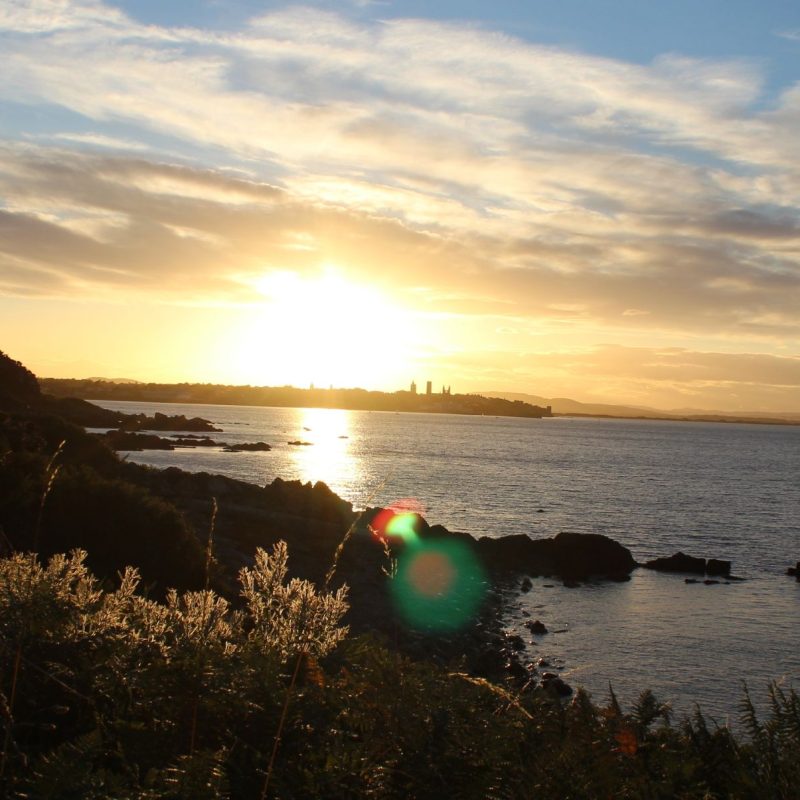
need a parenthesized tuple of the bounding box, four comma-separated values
(385, 512, 419, 543)
(390, 538, 487, 631)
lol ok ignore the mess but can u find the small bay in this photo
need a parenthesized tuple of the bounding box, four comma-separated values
(93, 399, 800, 719)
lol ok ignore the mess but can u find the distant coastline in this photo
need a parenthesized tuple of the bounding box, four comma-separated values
(39, 378, 800, 427)
(39, 378, 553, 419)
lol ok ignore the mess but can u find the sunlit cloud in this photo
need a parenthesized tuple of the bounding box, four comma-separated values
(1, 1, 799, 408)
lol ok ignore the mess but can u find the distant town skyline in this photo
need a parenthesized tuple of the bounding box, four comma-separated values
(2, 1, 800, 411)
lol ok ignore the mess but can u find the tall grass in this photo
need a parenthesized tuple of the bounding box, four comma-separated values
(1, 439, 63, 782)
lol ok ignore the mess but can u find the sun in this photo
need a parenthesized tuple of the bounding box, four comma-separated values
(226, 266, 416, 388)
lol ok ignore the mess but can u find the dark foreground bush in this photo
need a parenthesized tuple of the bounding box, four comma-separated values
(1, 548, 799, 799)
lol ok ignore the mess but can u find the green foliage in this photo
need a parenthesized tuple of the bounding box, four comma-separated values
(1, 546, 799, 798)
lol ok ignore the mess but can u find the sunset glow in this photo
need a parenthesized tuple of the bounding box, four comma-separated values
(1, 1, 800, 411)
(226, 268, 416, 388)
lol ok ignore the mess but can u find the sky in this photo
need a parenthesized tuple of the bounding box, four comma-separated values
(2, 0, 800, 411)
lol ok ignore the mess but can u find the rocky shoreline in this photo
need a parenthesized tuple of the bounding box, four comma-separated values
(3, 351, 795, 695)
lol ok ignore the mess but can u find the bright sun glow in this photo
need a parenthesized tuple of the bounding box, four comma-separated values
(226, 266, 416, 388)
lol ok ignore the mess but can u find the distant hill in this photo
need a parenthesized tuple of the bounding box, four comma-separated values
(667, 407, 800, 422)
(486, 392, 666, 418)
(86, 377, 142, 384)
(486, 391, 800, 425)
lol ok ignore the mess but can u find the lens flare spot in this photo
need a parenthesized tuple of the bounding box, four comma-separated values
(391, 539, 487, 632)
(386, 512, 419, 541)
(369, 507, 421, 544)
(407, 550, 455, 598)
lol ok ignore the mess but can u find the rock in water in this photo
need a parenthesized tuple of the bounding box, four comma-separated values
(526, 619, 548, 635)
(706, 558, 731, 576)
(476, 531, 636, 580)
(644, 552, 706, 574)
(551, 531, 636, 580)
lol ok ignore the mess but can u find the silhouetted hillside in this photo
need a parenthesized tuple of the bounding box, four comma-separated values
(39, 378, 553, 418)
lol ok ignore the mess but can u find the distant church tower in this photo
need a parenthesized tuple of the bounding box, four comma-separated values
(410, 380, 417, 394)
(426, 381, 432, 395)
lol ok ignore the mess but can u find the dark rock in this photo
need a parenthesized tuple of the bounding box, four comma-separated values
(474, 646, 505, 675)
(706, 558, 731, 576)
(562, 579, 581, 588)
(476, 531, 635, 580)
(685, 578, 699, 584)
(222, 441, 271, 452)
(172, 436, 220, 447)
(506, 634, 525, 651)
(287, 440, 313, 446)
(703, 579, 720, 585)
(520, 577, 533, 593)
(526, 619, 548, 635)
(121, 411, 221, 432)
(552, 532, 637, 580)
(97, 430, 175, 451)
(506, 659, 530, 683)
(536, 657, 551, 668)
(644, 551, 706, 574)
(787, 561, 799, 577)
(541, 673, 573, 696)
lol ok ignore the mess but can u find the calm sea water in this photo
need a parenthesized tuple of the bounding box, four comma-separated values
(93, 399, 800, 720)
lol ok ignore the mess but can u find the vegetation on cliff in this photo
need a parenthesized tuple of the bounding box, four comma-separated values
(1, 545, 799, 799)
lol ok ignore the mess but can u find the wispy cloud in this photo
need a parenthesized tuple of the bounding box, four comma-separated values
(1, 0, 800, 402)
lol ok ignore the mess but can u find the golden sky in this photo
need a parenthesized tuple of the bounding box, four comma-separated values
(2, 1, 800, 411)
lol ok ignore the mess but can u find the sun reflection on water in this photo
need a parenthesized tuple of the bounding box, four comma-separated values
(289, 407, 357, 491)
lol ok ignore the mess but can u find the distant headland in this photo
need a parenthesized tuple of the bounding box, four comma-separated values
(39, 378, 554, 419)
(36, 377, 800, 425)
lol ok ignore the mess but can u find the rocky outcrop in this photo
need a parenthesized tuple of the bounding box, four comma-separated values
(644, 552, 736, 577)
(644, 552, 706, 574)
(706, 558, 731, 576)
(172, 436, 220, 447)
(120, 411, 220, 432)
(222, 441, 271, 452)
(475, 531, 636, 580)
(541, 672, 573, 696)
(526, 619, 548, 635)
(787, 562, 800, 580)
(98, 430, 175, 451)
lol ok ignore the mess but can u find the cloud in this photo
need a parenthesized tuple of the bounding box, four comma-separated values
(47, 132, 151, 151)
(2, 141, 800, 348)
(1, 1, 800, 378)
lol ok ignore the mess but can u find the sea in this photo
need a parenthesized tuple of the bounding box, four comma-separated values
(91, 399, 800, 722)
